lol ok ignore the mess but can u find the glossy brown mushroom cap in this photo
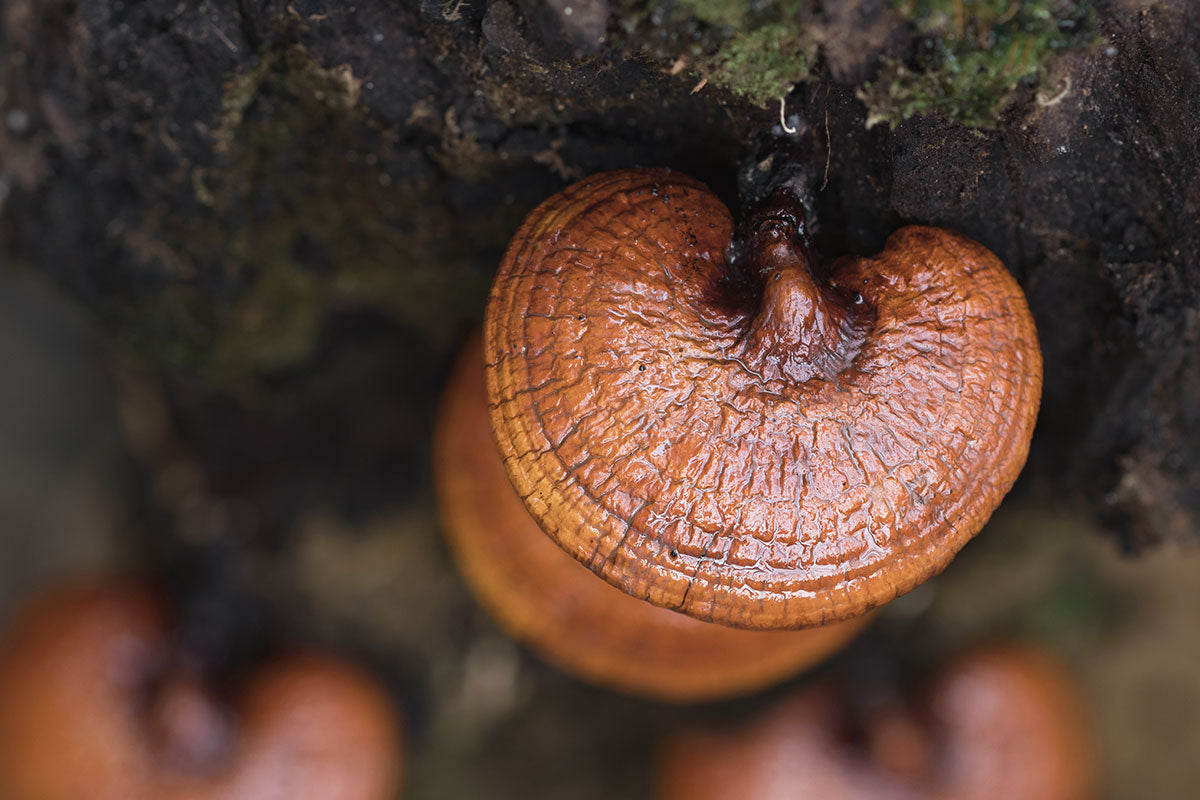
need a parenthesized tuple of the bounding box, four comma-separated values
(655, 643, 1093, 800)
(486, 168, 1042, 629)
(0, 580, 404, 800)
(436, 334, 868, 702)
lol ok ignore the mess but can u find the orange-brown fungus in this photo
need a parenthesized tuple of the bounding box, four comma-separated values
(437, 333, 869, 702)
(486, 168, 1042, 629)
(0, 580, 404, 800)
(656, 643, 1093, 800)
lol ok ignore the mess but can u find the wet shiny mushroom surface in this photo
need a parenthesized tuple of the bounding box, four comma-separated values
(486, 168, 1042, 629)
(436, 333, 869, 702)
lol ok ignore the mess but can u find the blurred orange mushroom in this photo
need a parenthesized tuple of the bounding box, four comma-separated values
(0, 579, 404, 800)
(656, 642, 1093, 800)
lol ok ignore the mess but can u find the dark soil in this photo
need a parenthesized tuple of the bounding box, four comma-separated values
(3, 0, 1196, 555)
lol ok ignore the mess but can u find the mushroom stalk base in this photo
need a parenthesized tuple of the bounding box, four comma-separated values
(738, 190, 872, 385)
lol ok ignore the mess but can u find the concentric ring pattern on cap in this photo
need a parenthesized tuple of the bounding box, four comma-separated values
(437, 333, 868, 701)
(485, 168, 1042, 630)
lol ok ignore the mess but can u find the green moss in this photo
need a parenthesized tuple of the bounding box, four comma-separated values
(141, 43, 498, 382)
(204, 47, 379, 377)
(673, 0, 752, 28)
(209, 260, 322, 373)
(630, 1, 817, 106)
(859, 0, 1094, 128)
(701, 20, 815, 105)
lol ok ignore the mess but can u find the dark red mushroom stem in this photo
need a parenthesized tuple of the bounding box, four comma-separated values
(737, 187, 874, 384)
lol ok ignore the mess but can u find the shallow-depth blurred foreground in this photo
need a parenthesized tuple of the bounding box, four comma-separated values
(1, 263, 1198, 799)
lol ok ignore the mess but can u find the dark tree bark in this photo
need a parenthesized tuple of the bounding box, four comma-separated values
(1, 0, 1197, 576)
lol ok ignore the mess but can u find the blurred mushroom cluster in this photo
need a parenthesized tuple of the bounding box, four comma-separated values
(0, 579, 404, 800)
(1, 165, 1094, 800)
(656, 644, 1093, 800)
(422, 166, 1087, 797)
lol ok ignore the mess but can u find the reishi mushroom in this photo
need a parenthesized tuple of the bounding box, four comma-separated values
(485, 168, 1042, 629)
(0, 579, 404, 800)
(655, 643, 1094, 800)
(436, 332, 870, 702)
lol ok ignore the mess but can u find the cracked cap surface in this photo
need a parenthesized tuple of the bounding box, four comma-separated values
(437, 333, 868, 702)
(485, 168, 1042, 630)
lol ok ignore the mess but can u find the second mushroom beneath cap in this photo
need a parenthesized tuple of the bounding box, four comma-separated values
(436, 333, 869, 702)
(485, 168, 1042, 630)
